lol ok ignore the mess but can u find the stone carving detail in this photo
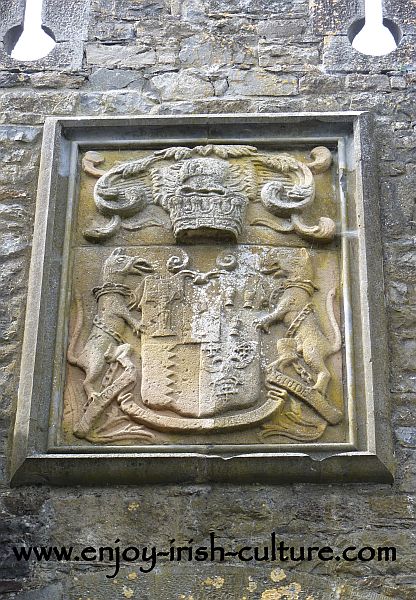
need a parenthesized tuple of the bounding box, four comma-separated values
(257, 249, 342, 441)
(66, 143, 343, 444)
(116, 251, 281, 432)
(82, 151, 106, 178)
(67, 248, 155, 440)
(67, 249, 342, 442)
(82, 144, 336, 244)
(253, 146, 336, 241)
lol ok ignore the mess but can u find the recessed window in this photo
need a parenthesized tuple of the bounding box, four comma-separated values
(349, 0, 401, 56)
(5, 0, 56, 61)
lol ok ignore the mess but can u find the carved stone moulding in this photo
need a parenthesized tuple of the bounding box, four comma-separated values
(10, 113, 393, 485)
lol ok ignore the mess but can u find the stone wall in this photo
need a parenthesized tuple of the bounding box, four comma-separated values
(0, 0, 415, 598)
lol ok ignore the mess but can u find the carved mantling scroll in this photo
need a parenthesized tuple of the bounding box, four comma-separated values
(83, 144, 335, 244)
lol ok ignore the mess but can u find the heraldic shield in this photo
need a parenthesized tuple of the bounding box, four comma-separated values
(139, 251, 263, 421)
(65, 142, 345, 446)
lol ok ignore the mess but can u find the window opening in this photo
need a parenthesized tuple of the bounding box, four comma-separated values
(5, 0, 56, 60)
(349, 0, 401, 56)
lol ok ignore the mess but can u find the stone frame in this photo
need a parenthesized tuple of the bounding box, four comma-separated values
(9, 113, 393, 485)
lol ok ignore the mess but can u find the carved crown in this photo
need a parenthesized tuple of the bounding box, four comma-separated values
(179, 157, 227, 191)
(165, 158, 247, 242)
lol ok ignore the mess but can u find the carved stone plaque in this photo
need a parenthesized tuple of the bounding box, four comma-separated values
(66, 144, 343, 446)
(11, 114, 393, 484)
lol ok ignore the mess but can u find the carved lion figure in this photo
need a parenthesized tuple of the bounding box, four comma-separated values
(67, 247, 154, 403)
(257, 248, 341, 396)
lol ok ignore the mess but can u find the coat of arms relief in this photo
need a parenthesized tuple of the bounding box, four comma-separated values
(65, 143, 344, 446)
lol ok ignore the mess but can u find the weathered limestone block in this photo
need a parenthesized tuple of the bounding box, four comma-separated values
(0, 72, 29, 88)
(88, 68, 148, 90)
(299, 73, 345, 93)
(390, 76, 407, 89)
(258, 42, 320, 70)
(85, 43, 157, 69)
(78, 90, 158, 114)
(28, 72, 87, 89)
(151, 70, 214, 99)
(179, 36, 234, 67)
(0, 91, 78, 125)
(226, 70, 299, 96)
(346, 73, 391, 91)
(323, 34, 416, 74)
(41, 0, 90, 42)
(257, 18, 308, 38)
(205, 0, 308, 17)
(382, 0, 416, 35)
(310, 0, 363, 34)
(90, 19, 136, 41)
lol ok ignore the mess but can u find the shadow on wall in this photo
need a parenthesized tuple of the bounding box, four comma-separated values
(3, 0, 402, 62)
